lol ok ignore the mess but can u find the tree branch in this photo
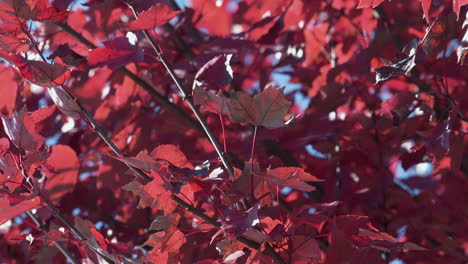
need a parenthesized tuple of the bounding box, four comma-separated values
(128, 6, 235, 178)
(26, 211, 80, 264)
(52, 14, 284, 264)
(53, 22, 205, 136)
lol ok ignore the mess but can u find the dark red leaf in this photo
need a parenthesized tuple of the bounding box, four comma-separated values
(1, 108, 44, 151)
(88, 37, 143, 69)
(226, 84, 293, 128)
(266, 167, 321, 192)
(193, 86, 231, 115)
(194, 54, 233, 90)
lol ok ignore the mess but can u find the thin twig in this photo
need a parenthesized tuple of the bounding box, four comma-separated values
(128, 6, 285, 263)
(128, 6, 234, 178)
(26, 211, 80, 264)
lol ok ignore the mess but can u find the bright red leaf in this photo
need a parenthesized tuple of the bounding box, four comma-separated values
(128, 3, 181, 31)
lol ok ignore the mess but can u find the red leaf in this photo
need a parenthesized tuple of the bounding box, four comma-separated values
(194, 54, 233, 90)
(34, 7, 68, 21)
(123, 174, 175, 212)
(420, 0, 432, 24)
(142, 213, 185, 252)
(401, 145, 427, 170)
(43, 145, 79, 202)
(0, 138, 9, 157)
(379, 91, 415, 125)
(37, 229, 71, 246)
(0, 50, 68, 86)
(0, 153, 25, 192)
(453, 0, 468, 19)
(357, 0, 385, 8)
(88, 37, 143, 69)
(1, 107, 45, 151)
(0, 196, 41, 225)
(150, 144, 193, 169)
(128, 3, 181, 30)
(226, 84, 293, 128)
(193, 86, 230, 115)
(114, 151, 162, 173)
(290, 236, 321, 263)
(266, 167, 322, 192)
(47, 86, 81, 119)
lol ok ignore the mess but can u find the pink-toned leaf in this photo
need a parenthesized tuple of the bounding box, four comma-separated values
(1, 107, 44, 151)
(150, 144, 193, 169)
(0, 138, 9, 158)
(43, 145, 79, 202)
(357, 0, 385, 8)
(128, 3, 182, 30)
(47, 86, 81, 119)
(0, 196, 41, 225)
(123, 174, 175, 212)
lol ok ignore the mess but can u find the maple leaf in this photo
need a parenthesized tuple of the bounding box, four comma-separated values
(36, 229, 72, 246)
(88, 37, 144, 69)
(453, 0, 468, 19)
(420, 0, 432, 24)
(357, 229, 426, 251)
(266, 167, 322, 192)
(290, 236, 321, 263)
(73, 216, 117, 263)
(0, 152, 25, 192)
(0, 196, 41, 225)
(374, 41, 418, 84)
(1, 107, 47, 151)
(123, 173, 175, 212)
(226, 84, 294, 128)
(42, 145, 79, 203)
(114, 151, 162, 173)
(193, 86, 231, 115)
(142, 213, 186, 254)
(357, 0, 385, 8)
(0, 138, 9, 157)
(128, 3, 182, 31)
(150, 144, 194, 169)
(0, 49, 68, 86)
(194, 54, 233, 90)
(379, 91, 416, 125)
(47, 86, 82, 119)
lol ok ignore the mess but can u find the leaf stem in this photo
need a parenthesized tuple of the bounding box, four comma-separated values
(219, 114, 227, 153)
(250, 125, 259, 198)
